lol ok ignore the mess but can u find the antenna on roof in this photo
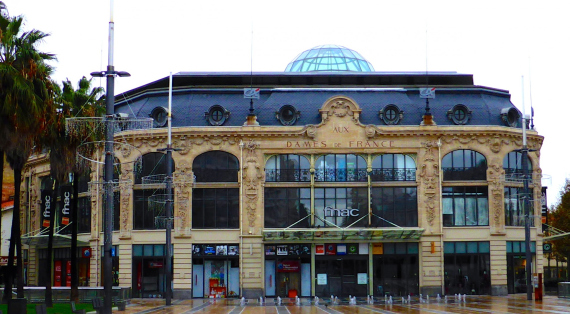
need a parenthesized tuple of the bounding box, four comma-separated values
(420, 23, 436, 125)
(244, 23, 259, 125)
(528, 57, 534, 130)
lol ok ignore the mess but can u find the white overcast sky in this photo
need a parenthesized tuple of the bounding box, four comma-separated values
(5, 0, 570, 206)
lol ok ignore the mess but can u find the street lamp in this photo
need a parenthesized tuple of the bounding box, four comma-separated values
(91, 1, 129, 313)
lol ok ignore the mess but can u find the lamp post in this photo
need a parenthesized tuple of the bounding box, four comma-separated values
(520, 77, 532, 301)
(91, 1, 129, 312)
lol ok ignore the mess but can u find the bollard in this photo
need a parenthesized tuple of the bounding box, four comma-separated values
(277, 296, 281, 306)
(241, 297, 246, 306)
(314, 296, 319, 306)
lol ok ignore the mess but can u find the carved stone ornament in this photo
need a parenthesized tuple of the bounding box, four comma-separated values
(174, 160, 193, 231)
(365, 125, 383, 139)
(419, 141, 440, 228)
(119, 165, 134, 235)
(242, 140, 262, 228)
(319, 97, 362, 124)
(487, 162, 505, 230)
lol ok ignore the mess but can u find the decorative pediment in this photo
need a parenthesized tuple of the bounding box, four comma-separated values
(319, 96, 362, 124)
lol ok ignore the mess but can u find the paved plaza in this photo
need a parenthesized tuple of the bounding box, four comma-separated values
(113, 295, 570, 313)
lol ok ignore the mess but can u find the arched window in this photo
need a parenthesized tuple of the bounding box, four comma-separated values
(371, 154, 416, 181)
(442, 150, 487, 181)
(133, 153, 174, 230)
(503, 151, 532, 180)
(265, 154, 310, 182)
(315, 154, 367, 182)
(193, 151, 239, 182)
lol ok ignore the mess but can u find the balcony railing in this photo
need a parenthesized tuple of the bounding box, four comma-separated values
(314, 168, 368, 182)
(265, 169, 311, 182)
(370, 168, 416, 182)
(443, 167, 486, 181)
(193, 169, 238, 183)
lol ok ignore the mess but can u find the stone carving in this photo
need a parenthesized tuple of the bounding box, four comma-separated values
(365, 125, 382, 139)
(242, 140, 262, 228)
(174, 160, 193, 231)
(320, 97, 361, 124)
(173, 136, 192, 155)
(419, 141, 440, 227)
(119, 165, 133, 235)
(488, 162, 504, 229)
(303, 125, 317, 138)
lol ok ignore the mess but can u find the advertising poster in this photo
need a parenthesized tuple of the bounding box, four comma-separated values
(357, 273, 367, 284)
(228, 245, 239, 255)
(325, 244, 336, 255)
(277, 245, 288, 255)
(265, 245, 276, 256)
(317, 273, 327, 285)
(59, 185, 72, 226)
(315, 245, 325, 255)
(337, 244, 347, 255)
(277, 260, 300, 272)
(372, 243, 384, 255)
(348, 244, 359, 254)
(40, 190, 52, 231)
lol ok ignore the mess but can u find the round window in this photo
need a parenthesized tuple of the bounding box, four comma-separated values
(277, 105, 299, 125)
(150, 107, 168, 127)
(501, 107, 520, 127)
(205, 105, 229, 126)
(448, 104, 471, 125)
(379, 105, 402, 125)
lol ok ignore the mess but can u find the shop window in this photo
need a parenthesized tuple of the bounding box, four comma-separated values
(314, 187, 368, 228)
(315, 154, 367, 182)
(373, 243, 419, 297)
(192, 188, 239, 229)
(371, 154, 416, 181)
(504, 187, 534, 227)
(442, 150, 487, 181)
(193, 151, 239, 182)
(442, 186, 488, 227)
(503, 151, 532, 182)
(264, 188, 311, 228)
(443, 241, 491, 295)
(265, 154, 310, 182)
(371, 187, 417, 227)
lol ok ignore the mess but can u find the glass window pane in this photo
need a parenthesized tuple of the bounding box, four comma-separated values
(407, 243, 419, 254)
(466, 198, 477, 226)
(479, 242, 490, 253)
(455, 242, 466, 254)
(154, 245, 164, 256)
(396, 243, 406, 254)
(144, 245, 153, 256)
(444, 242, 455, 254)
(467, 242, 478, 253)
(478, 198, 489, 225)
(383, 243, 395, 255)
(133, 245, 143, 257)
(454, 198, 465, 226)
(506, 241, 512, 253)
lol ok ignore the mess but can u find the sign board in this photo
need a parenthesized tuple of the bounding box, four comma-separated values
(317, 273, 327, 285)
(315, 245, 325, 255)
(420, 87, 436, 99)
(244, 88, 260, 99)
(543, 243, 552, 253)
(40, 190, 52, 231)
(357, 273, 367, 285)
(59, 185, 72, 226)
(277, 260, 300, 273)
(372, 243, 384, 255)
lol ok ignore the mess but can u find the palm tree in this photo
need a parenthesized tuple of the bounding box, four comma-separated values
(0, 10, 56, 302)
(44, 77, 103, 304)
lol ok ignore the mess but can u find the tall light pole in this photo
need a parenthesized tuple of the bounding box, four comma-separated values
(521, 76, 532, 301)
(91, 1, 129, 312)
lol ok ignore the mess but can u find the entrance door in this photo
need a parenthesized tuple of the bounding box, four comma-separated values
(193, 264, 204, 298)
(315, 257, 368, 297)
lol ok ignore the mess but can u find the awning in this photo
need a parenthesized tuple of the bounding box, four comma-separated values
(21, 227, 90, 248)
(262, 227, 424, 242)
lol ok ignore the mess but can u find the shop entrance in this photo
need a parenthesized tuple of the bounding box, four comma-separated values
(315, 256, 368, 297)
(507, 255, 530, 294)
(191, 244, 240, 298)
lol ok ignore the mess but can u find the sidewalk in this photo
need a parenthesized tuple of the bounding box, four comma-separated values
(113, 295, 570, 313)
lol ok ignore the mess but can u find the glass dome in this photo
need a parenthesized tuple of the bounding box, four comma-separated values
(285, 44, 375, 72)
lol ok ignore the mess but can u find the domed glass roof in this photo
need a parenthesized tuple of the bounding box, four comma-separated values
(285, 45, 375, 72)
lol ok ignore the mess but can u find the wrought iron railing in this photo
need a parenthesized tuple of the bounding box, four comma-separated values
(193, 169, 238, 182)
(370, 168, 416, 181)
(314, 168, 368, 182)
(442, 167, 486, 181)
(265, 169, 311, 182)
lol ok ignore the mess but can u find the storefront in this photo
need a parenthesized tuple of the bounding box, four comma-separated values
(38, 247, 91, 287)
(315, 243, 369, 297)
(132, 244, 171, 298)
(444, 241, 491, 295)
(192, 244, 240, 298)
(265, 244, 311, 297)
(373, 242, 419, 297)
(507, 241, 536, 294)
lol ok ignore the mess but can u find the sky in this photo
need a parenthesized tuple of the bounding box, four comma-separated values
(4, 0, 570, 206)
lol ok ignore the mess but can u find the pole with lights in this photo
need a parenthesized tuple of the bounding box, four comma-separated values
(521, 76, 532, 301)
(90, 1, 129, 312)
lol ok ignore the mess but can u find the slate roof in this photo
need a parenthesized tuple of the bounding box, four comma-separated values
(114, 72, 518, 128)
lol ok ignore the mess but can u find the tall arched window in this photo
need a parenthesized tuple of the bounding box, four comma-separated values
(503, 151, 533, 227)
(371, 154, 416, 181)
(265, 154, 310, 182)
(133, 153, 174, 230)
(442, 150, 487, 181)
(192, 151, 240, 229)
(315, 154, 367, 182)
(193, 151, 239, 182)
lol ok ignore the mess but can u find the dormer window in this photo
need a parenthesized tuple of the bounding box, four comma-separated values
(447, 104, 471, 125)
(276, 105, 300, 126)
(205, 105, 230, 126)
(150, 107, 168, 128)
(379, 105, 402, 125)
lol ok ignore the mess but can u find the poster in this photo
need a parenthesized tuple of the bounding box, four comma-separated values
(348, 244, 359, 254)
(317, 273, 327, 285)
(265, 245, 276, 256)
(357, 273, 367, 284)
(228, 245, 239, 255)
(325, 244, 336, 255)
(277, 245, 288, 256)
(315, 245, 325, 255)
(337, 244, 347, 255)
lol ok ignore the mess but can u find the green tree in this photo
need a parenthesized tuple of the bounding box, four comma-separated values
(550, 179, 570, 280)
(45, 77, 103, 304)
(0, 9, 56, 302)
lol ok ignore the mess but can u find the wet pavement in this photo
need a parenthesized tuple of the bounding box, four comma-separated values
(112, 295, 570, 313)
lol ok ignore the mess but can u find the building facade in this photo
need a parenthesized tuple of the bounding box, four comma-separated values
(20, 46, 544, 299)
